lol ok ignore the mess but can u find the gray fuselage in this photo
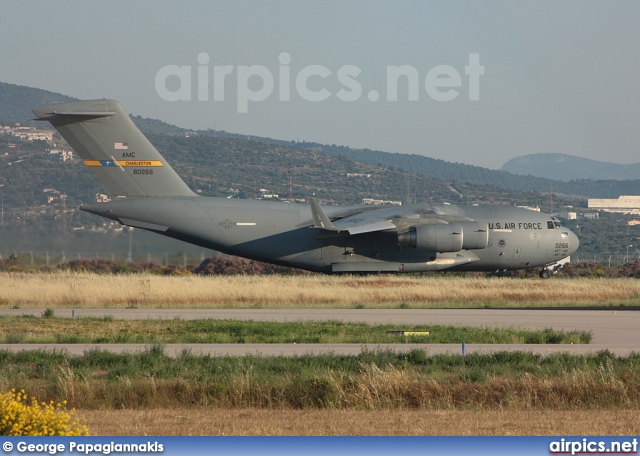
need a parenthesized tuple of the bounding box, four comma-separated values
(82, 196, 579, 274)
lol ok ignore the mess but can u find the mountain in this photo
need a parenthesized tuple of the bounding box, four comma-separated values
(311, 146, 640, 199)
(0, 82, 76, 125)
(502, 153, 640, 181)
(0, 82, 185, 134)
(3, 81, 640, 199)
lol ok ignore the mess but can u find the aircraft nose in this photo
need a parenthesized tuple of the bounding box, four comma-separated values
(569, 229, 580, 254)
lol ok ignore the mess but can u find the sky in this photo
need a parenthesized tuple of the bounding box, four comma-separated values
(1, 1, 639, 169)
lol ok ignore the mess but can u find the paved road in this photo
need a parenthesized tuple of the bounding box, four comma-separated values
(0, 308, 638, 356)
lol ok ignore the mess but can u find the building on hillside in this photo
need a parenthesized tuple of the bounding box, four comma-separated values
(556, 212, 577, 220)
(588, 196, 640, 215)
(21, 130, 54, 142)
(362, 198, 402, 206)
(44, 188, 66, 204)
(1, 124, 55, 142)
(49, 148, 74, 161)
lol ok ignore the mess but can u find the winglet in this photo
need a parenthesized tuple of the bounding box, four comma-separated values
(308, 198, 340, 231)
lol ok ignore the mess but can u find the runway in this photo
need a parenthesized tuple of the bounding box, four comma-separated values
(0, 308, 638, 356)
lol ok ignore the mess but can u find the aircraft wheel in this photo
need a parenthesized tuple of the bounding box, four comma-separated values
(539, 269, 551, 279)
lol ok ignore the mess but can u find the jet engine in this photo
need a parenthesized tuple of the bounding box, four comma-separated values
(397, 221, 488, 252)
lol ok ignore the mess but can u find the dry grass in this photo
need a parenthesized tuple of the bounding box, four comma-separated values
(12, 358, 638, 411)
(81, 408, 640, 435)
(1, 272, 640, 309)
(4, 271, 637, 436)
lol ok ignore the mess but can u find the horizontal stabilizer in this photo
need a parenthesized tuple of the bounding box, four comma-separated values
(118, 218, 169, 232)
(34, 111, 116, 120)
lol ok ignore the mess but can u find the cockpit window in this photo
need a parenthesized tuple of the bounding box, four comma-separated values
(547, 219, 565, 229)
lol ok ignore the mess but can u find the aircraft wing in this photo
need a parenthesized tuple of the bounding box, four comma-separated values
(333, 218, 397, 235)
(309, 198, 403, 235)
(309, 198, 489, 256)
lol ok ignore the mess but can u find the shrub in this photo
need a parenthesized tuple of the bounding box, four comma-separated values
(0, 389, 89, 436)
(194, 256, 306, 275)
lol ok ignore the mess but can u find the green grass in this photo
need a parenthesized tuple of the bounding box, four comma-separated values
(0, 346, 627, 383)
(0, 316, 591, 344)
(0, 348, 637, 410)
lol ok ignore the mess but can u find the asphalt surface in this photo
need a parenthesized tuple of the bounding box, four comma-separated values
(0, 308, 638, 356)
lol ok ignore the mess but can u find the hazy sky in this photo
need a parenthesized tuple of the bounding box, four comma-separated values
(1, 1, 639, 169)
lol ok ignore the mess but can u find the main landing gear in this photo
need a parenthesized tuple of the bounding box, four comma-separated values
(539, 269, 551, 279)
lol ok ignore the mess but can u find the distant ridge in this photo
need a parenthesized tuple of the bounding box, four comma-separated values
(315, 147, 640, 198)
(0, 82, 186, 135)
(3, 81, 640, 199)
(501, 153, 640, 181)
(0, 82, 76, 124)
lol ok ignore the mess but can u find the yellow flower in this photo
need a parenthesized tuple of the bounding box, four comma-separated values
(0, 389, 89, 436)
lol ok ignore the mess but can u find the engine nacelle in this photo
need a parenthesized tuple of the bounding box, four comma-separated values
(397, 224, 462, 252)
(397, 221, 488, 252)
(458, 221, 489, 250)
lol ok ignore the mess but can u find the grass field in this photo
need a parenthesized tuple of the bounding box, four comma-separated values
(1, 348, 637, 410)
(2, 272, 640, 308)
(0, 315, 591, 344)
(1, 272, 638, 435)
(81, 409, 640, 435)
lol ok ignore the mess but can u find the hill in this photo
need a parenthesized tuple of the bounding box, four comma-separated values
(3, 82, 640, 263)
(501, 153, 640, 181)
(2, 81, 640, 200)
(309, 146, 640, 199)
(0, 82, 76, 125)
(0, 130, 554, 211)
(0, 82, 185, 135)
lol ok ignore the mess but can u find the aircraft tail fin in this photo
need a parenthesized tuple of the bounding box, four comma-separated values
(32, 99, 195, 197)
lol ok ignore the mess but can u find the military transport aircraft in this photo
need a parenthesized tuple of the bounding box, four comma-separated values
(33, 100, 578, 278)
